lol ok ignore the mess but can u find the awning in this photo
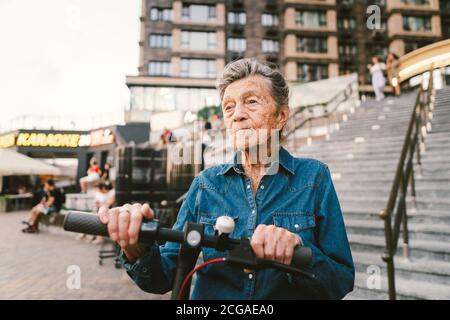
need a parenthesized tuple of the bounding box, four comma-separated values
(0, 149, 61, 176)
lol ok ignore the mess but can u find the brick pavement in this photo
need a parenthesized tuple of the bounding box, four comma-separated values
(0, 211, 170, 299)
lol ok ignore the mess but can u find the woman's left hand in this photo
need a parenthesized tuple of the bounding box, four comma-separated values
(250, 224, 301, 266)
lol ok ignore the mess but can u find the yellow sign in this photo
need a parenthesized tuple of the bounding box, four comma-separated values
(0, 133, 16, 148)
(16, 133, 81, 148)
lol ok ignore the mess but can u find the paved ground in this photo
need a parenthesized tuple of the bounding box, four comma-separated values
(0, 211, 170, 299)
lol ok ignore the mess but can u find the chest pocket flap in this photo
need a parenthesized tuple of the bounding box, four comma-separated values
(272, 213, 316, 233)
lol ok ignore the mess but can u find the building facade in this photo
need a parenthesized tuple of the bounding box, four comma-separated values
(127, 0, 447, 114)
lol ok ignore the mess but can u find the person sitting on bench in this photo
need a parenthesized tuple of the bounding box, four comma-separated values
(21, 179, 63, 233)
(79, 158, 102, 193)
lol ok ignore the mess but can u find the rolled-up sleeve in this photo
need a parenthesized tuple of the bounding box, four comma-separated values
(119, 176, 199, 294)
(290, 164, 355, 299)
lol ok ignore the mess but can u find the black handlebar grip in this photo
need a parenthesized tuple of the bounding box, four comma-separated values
(63, 211, 109, 237)
(291, 246, 312, 268)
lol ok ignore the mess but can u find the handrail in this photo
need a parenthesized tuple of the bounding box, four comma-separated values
(379, 67, 435, 300)
(284, 77, 358, 147)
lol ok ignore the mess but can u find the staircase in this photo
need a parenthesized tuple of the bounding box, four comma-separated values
(290, 86, 450, 300)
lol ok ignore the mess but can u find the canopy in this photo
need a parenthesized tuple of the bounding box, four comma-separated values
(0, 149, 61, 176)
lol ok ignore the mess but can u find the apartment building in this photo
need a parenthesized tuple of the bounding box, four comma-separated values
(126, 0, 446, 115)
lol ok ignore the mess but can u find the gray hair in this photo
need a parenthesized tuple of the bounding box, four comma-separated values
(216, 58, 290, 110)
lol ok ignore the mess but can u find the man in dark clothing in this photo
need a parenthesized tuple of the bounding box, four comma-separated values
(22, 179, 64, 233)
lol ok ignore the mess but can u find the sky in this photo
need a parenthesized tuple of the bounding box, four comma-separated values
(0, 0, 141, 131)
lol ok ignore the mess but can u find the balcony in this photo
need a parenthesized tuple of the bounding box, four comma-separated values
(265, 26, 280, 37)
(230, 0, 244, 9)
(228, 24, 245, 36)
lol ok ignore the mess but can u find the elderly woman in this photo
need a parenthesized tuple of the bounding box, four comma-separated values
(98, 59, 354, 299)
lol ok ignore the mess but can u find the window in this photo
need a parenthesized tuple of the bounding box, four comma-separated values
(180, 59, 216, 78)
(338, 17, 356, 30)
(182, 4, 216, 22)
(227, 37, 246, 52)
(228, 11, 246, 25)
(262, 39, 279, 53)
(403, 15, 432, 31)
(441, 0, 450, 10)
(338, 43, 358, 56)
(148, 61, 171, 76)
(443, 20, 450, 38)
(130, 86, 220, 113)
(368, 0, 386, 6)
(367, 45, 389, 59)
(150, 7, 172, 21)
(297, 64, 329, 82)
(295, 10, 327, 27)
(149, 34, 172, 48)
(181, 31, 216, 50)
(404, 41, 432, 53)
(401, 0, 429, 5)
(297, 37, 328, 53)
(262, 13, 279, 26)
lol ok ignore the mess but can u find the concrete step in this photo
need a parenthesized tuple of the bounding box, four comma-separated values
(343, 114, 414, 123)
(343, 207, 450, 224)
(334, 178, 450, 189)
(348, 234, 450, 262)
(345, 218, 450, 242)
(309, 153, 404, 163)
(336, 184, 450, 199)
(294, 134, 450, 152)
(294, 131, 450, 151)
(349, 270, 450, 300)
(297, 145, 403, 157)
(329, 165, 450, 178)
(351, 251, 450, 288)
(342, 115, 412, 125)
(340, 196, 450, 211)
(298, 143, 450, 159)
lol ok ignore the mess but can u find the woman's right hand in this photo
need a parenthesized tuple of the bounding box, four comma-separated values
(98, 203, 154, 262)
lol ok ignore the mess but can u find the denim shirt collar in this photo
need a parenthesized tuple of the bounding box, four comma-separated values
(217, 147, 295, 176)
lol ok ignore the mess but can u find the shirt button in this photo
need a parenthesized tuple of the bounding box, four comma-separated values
(248, 273, 253, 280)
(142, 267, 148, 273)
(247, 184, 250, 189)
(252, 210, 255, 214)
(294, 224, 300, 231)
(260, 185, 264, 190)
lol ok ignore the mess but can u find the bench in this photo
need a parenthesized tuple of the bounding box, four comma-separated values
(39, 210, 67, 228)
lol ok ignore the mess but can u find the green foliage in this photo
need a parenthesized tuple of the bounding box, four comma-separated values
(197, 105, 221, 120)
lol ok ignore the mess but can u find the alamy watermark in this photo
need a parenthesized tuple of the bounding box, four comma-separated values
(366, 265, 382, 290)
(66, 265, 81, 290)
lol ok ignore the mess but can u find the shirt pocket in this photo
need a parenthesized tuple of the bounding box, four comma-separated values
(199, 213, 239, 261)
(272, 212, 316, 244)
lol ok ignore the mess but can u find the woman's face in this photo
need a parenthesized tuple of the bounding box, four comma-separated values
(221, 75, 289, 151)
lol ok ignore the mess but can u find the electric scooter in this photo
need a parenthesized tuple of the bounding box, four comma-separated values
(63, 211, 314, 300)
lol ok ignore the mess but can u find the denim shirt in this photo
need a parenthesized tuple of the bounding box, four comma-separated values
(120, 147, 354, 299)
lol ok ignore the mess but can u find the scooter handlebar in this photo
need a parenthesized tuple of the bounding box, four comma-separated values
(63, 211, 312, 270)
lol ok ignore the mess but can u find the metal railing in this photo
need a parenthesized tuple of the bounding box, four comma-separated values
(379, 67, 435, 300)
(284, 76, 359, 149)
